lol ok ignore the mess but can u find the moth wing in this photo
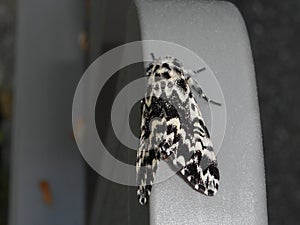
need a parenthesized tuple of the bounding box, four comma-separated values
(180, 95, 220, 196)
(136, 96, 181, 205)
(180, 149, 220, 196)
(136, 98, 161, 205)
(136, 147, 158, 205)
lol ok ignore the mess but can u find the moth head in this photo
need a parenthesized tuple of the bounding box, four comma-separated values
(146, 57, 184, 79)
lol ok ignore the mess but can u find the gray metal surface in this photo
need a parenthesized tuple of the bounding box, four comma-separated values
(9, 0, 86, 225)
(135, 0, 268, 224)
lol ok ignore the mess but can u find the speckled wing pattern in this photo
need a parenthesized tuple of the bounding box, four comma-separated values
(136, 57, 220, 205)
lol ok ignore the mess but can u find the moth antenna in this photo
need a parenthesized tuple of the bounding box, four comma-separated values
(150, 53, 155, 60)
(193, 67, 206, 74)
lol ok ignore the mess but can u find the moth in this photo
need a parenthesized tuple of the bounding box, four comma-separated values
(136, 54, 220, 205)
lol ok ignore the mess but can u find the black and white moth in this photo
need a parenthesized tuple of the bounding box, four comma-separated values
(136, 55, 220, 205)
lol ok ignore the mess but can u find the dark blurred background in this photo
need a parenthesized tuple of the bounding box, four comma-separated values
(0, 0, 299, 224)
(228, 0, 300, 224)
(0, 0, 15, 224)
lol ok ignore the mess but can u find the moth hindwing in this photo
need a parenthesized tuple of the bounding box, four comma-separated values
(136, 56, 220, 205)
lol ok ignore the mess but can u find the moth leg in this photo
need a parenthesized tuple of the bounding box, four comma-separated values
(136, 148, 159, 205)
(186, 76, 222, 106)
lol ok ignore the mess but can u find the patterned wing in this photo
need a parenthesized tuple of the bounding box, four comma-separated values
(136, 98, 160, 205)
(180, 76, 220, 196)
(136, 95, 183, 205)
